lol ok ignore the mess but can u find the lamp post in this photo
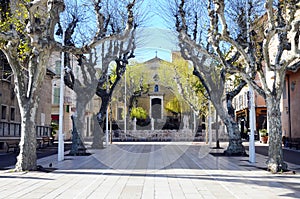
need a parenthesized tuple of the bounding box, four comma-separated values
(124, 70, 127, 138)
(105, 75, 109, 147)
(58, 30, 65, 162)
(246, 0, 256, 163)
(249, 86, 256, 163)
(208, 100, 212, 146)
(110, 102, 113, 144)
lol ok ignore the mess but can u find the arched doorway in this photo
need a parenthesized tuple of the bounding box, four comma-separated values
(151, 97, 162, 119)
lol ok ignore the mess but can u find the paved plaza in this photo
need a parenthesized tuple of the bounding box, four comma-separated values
(0, 141, 300, 199)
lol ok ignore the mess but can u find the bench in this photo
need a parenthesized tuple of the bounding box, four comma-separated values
(5, 140, 20, 153)
(287, 138, 300, 150)
(41, 136, 52, 147)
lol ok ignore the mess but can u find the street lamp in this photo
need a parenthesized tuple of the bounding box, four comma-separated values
(246, 0, 256, 163)
(105, 75, 109, 147)
(58, 29, 65, 162)
(124, 68, 127, 138)
(248, 86, 256, 163)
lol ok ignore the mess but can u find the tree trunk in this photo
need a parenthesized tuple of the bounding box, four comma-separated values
(91, 115, 104, 149)
(92, 94, 109, 149)
(74, 99, 87, 137)
(69, 97, 89, 155)
(211, 95, 245, 155)
(13, 58, 46, 171)
(224, 119, 245, 155)
(266, 97, 287, 173)
(15, 100, 38, 171)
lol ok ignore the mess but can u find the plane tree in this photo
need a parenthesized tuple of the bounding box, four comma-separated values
(171, 0, 300, 173)
(60, 0, 142, 149)
(0, 0, 137, 171)
(165, 0, 247, 155)
(206, 0, 300, 173)
(92, 50, 135, 147)
(169, 56, 208, 119)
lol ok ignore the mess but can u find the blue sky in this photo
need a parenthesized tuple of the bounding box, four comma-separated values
(133, 0, 179, 63)
(134, 28, 179, 62)
(63, 0, 178, 63)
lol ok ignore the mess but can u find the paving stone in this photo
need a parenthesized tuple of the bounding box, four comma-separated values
(0, 142, 299, 199)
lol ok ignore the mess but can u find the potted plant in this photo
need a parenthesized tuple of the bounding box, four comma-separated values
(259, 129, 268, 144)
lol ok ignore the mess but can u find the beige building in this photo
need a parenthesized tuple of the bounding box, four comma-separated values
(48, 52, 98, 140)
(0, 51, 54, 150)
(48, 52, 74, 140)
(110, 55, 193, 131)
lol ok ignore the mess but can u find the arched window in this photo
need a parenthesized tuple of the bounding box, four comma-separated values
(154, 85, 159, 92)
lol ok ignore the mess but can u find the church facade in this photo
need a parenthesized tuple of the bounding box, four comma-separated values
(110, 55, 192, 132)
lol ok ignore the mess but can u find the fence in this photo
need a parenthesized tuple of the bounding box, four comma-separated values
(0, 121, 51, 138)
(111, 130, 202, 142)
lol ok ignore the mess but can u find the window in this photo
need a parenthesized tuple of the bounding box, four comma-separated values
(53, 87, 60, 104)
(66, 105, 70, 113)
(10, 107, 15, 121)
(244, 92, 248, 107)
(1, 105, 7, 120)
(154, 85, 159, 92)
(86, 117, 90, 137)
(239, 95, 243, 109)
(55, 61, 61, 75)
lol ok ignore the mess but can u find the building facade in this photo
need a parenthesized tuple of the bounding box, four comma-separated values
(48, 52, 99, 140)
(282, 70, 300, 139)
(0, 51, 53, 150)
(233, 85, 267, 140)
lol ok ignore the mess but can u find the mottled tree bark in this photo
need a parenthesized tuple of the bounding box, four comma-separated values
(15, 100, 38, 171)
(210, 92, 245, 156)
(92, 92, 109, 149)
(92, 115, 104, 149)
(266, 97, 287, 172)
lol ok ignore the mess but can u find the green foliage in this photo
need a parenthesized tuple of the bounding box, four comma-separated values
(0, 2, 28, 34)
(130, 107, 147, 119)
(50, 121, 59, 137)
(18, 39, 30, 60)
(0, 2, 31, 61)
(109, 63, 117, 84)
(259, 129, 268, 137)
(191, 78, 207, 97)
(162, 56, 208, 116)
(165, 97, 181, 115)
(127, 62, 150, 84)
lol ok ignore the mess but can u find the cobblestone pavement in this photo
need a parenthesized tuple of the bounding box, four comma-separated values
(0, 142, 299, 199)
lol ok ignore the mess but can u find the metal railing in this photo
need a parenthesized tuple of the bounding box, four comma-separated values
(0, 122, 21, 137)
(0, 121, 51, 138)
